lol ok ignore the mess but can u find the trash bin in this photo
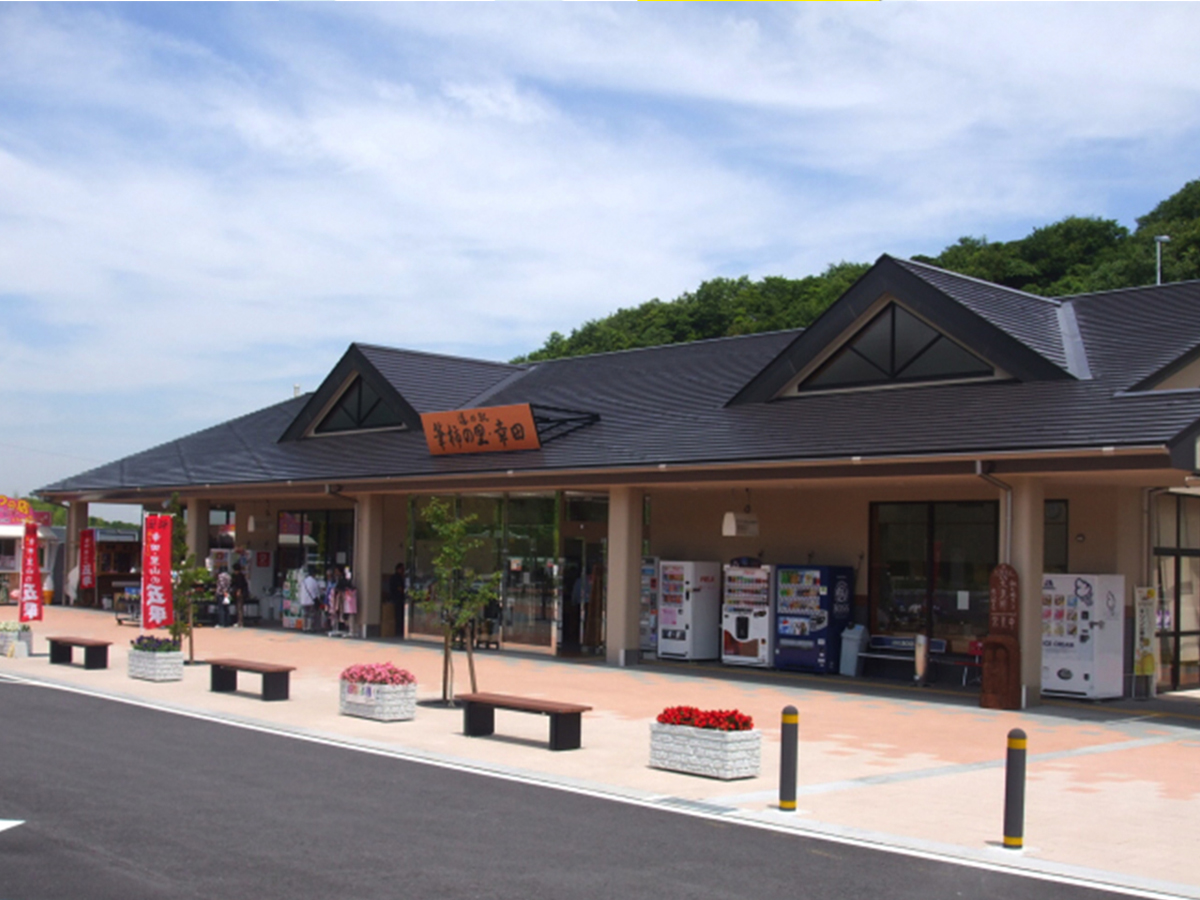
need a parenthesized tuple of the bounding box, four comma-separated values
(840, 625, 867, 677)
(914, 633, 929, 683)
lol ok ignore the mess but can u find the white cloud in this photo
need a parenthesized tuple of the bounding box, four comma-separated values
(2, 2, 1200, 493)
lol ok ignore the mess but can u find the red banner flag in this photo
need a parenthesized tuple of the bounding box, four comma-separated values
(141, 515, 174, 629)
(19, 522, 42, 622)
(79, 528, 97, 590)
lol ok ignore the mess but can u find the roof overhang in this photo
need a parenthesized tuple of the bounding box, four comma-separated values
(36, 445, 1179, 504)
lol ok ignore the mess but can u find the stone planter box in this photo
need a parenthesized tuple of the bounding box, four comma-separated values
(128, 649, 185, 682)
(0, 630, 33, 658)
(649, 722, 761, 780)
(339, 681, 416, 722)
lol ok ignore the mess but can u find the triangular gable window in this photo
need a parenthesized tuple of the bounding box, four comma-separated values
(314, 376, 405, 434)
(799, 303, 994, 392)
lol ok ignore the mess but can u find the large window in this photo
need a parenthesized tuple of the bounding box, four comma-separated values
(870, 501, 998, 648)
(1044, 500, 1069, 574)
(314, 376, 404, 434)
(801, 304, 994, 392)
(407, 493, 567, 649)
(275, 509, 355, 587)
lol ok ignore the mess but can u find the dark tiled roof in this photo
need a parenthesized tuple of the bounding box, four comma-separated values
(37, 262, 1200, 495)
(889, 258, 1070, 370)
(1066, 280, 1200, 389)
(356, 344, 524, 412)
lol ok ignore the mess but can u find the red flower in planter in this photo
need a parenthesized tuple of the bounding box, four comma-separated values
(657, 705, 753, 731)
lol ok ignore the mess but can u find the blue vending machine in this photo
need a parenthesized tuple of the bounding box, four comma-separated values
(773, 565, 855, 673)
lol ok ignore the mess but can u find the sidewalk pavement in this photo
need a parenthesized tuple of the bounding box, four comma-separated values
(3, 607, 1198, 898)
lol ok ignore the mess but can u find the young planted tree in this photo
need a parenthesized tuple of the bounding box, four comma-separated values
(412, 498, 503, 703)
(166, 494, 212, 662)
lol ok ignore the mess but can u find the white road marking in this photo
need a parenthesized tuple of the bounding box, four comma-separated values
(0, 820, 24, 834)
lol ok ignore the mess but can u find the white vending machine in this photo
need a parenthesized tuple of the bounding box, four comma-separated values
(657, 560, 722, 660)
(722, 565, 774, 667)
(1041, 573, 1126, 699)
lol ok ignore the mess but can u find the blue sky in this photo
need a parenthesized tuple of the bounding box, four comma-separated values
(3, 3, 1200, 520)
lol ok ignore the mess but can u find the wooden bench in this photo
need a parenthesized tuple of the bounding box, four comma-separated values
(207, 658, 295, 701)
(455, 692, 592, 751)
(48, 636, 112, 670)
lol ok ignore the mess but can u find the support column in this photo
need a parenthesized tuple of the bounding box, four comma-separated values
(605, 487, 643, 667)
(355, 493, 385, 639)
(65, 501, 88, 606)
(1011, 476, 1045, 705)
(186, 498, 210, 565)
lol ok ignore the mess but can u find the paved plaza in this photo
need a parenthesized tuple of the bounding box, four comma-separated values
(2, 607, 1198, 898)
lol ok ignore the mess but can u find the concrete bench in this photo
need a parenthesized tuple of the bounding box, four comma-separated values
(207, 658, 295, 701)
(48, 636, 112, 670)
(455, 692, 592, 751)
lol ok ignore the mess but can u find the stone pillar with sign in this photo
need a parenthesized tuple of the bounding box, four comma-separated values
(981, 563, 1022, 710)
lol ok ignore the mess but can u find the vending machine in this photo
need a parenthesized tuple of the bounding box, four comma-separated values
(657, 560, 722, 660)
(722, 565, 774, 667)
(1040, 573, 1125, 699)
(774, 565, 855, 673)
(639, 557, 659, 654)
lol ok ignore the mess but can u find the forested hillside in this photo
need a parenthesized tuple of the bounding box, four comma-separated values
(514, 179, 1200, 363)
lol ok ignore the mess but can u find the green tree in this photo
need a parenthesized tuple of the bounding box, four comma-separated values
(411, 498, 503, 703)
(512, 178, 1200, 363)
(165, 493, 211, 659)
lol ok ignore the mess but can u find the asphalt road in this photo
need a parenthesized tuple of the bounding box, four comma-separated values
(0, 679, 1130, 900)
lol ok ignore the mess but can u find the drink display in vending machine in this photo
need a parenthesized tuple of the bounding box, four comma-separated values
(773, 565, 854, 673)
(657, 561, 722, 660)
(722, 565, 774, 667)
(640, 557, 659, 654)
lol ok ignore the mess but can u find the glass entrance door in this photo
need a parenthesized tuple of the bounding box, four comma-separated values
(870, 501, 998, 648)
(1153, 493, 1200, 691)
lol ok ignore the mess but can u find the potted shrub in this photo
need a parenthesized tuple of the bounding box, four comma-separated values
(0, 621, 33, 658)
(649, 705, 761, 780)
(339, 662, 417, 722)
(127, 634, 185, 682)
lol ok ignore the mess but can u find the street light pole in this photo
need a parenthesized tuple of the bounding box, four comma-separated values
(1155, 235, 1171, 285)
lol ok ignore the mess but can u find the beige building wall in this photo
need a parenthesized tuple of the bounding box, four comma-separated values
(354, 493, 385, 636)
(647, 476, 1157, 700)
(605, 487, 643, 666)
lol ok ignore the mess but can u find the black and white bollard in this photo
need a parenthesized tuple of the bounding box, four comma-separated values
(1003, 728, 1027, 849)
(779, 705, 798, 812)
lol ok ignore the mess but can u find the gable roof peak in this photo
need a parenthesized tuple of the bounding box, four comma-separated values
(352, 341, 526, 372)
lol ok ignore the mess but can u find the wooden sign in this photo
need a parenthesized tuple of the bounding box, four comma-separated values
(421, 404, 541, 456)
(988, 563, 1019, 636)
(981, 563, 1021, 710)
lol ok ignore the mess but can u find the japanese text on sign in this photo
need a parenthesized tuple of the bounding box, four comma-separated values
(19, 522, 42, 622)
(79, 528, 97, 590)
(140, 515, 174, 629)
(421, 404, 541, 456)
(988, 563, 1019, 637)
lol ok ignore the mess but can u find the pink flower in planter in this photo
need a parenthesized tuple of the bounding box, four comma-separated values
(340, 662, 417, 686)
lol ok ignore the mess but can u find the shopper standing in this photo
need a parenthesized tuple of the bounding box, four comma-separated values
(231, 563, 250, 628)
(300, 567, 321, 633)
(215, 567, 232, 628)
(387, 562, 406, 638)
